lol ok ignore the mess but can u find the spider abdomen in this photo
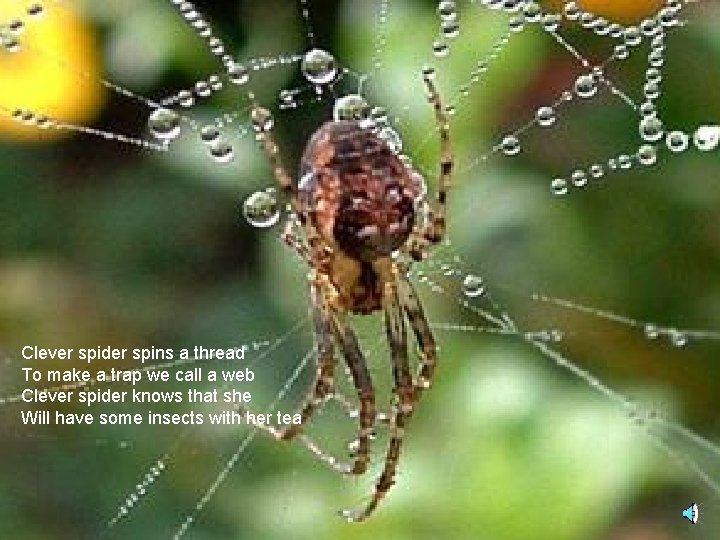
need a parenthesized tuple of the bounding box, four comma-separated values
(299, 121, 418, 262)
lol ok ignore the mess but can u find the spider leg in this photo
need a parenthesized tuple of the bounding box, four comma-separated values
(237, 402, 352, 475)
(341, 279, 416, 522)
(281, 215, 303, 255)
(251, 106, 330, 271)
(329, 309, 376, 476)
(423, 72, 452, 246)
(251, 106, 296, 203)
(277, 282, 336, 440)
(385, 282, 415, 412)
(342, 271, 439, 521)
(408, 73, 453, 260)
(399, 273, 438, 391)
(234, 282, 354, 474)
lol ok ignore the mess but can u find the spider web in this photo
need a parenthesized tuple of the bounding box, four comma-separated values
(0, 0, 719, 538)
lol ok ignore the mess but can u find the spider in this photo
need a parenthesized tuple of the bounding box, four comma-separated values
(245, 69, 451, 522)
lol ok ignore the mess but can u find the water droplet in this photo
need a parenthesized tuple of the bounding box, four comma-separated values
(637, 144, 657, 166)
(623, 26, 642, 47)
(432, 40, 450, 57)
(177, 90, 194, 108)
(639, 101, 656, 117)
(574, 74, 597, 99)
(333, 94, 369, 121)
(643, 81, 660, 100)
(243, 190, 280, 228)
(639, 116, 664, 142)
(462, 274, 486, 298)
(668, 329, 687, 347)
(208, 37, 224, 56)
(523, 2, 542, 22)
(571, 169, 587, 187)
(208, 74, 222, 91)
(501, 135, 521, 156)
(693, 125, 720, 151)
(371, 107, 389, 125)
(640, 17, 659, 36)
(228, 63, 249, 85)
(666, 130, 689, 153)
(200, 125, 221, 145)
(8, 19, 25, 36)
(35, 115, 53, 129)
(1, 34, 21, 53)
(644, 323, 659, 339)
(441, 19, 460, 39)
(209, 141, 234, 163)
(301, 48, 337, 85)
(541, 13, 561, 32)
(536, 106, 556, 127)
(659, 6, 678, 27)
(148, 108, 181, 140)
(437, 0, 457, 20)
(579, 12, 595, 28)
(508, 15, 524, 32)
(195, 80, 211, 97)
(563, 1, 580, 20)
(550, 178, 568, 196)
(646, 67, 662, 85)
(589, 164, 604, 178)
(26, 3, 44, 16)
(379, 126, 403, 153)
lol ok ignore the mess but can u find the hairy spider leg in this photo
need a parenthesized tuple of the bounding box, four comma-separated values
(409, 73, 453, 260)
(399, 275, 438, 390)
(251, 106, 295, 200)
(239, 286, 380, 477)
(342, 269, 439, 522)
(424, 73, 452, 244)
(278, 283, 336, 440)
(385, 280, 415, 411)
(329, 304, 377, 476)
(340, 276, 415, 522)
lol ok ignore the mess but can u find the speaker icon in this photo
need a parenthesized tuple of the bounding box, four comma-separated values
(682, 502, 699, 524)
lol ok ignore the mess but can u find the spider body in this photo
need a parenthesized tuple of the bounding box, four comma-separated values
(299, 120, 418, 314)
(248, 72, 452, 521)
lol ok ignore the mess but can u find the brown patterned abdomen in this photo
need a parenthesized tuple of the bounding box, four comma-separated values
(299, 120, 417, 262)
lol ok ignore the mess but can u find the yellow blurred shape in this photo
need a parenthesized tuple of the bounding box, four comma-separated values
(0, 2, 103, 141)
(543, 0, 664, 23)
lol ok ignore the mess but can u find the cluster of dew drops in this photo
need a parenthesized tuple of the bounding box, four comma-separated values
(145, 44, 352, 231)
(0, 3, 44, 53)
(6, 0, 718, 220)
(465, 0, 720, 197)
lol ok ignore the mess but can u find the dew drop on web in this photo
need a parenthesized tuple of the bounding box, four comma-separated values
(333, 94, 370, 121)
(693, 125, 720, 152)
(574, 74, 597, 99)
(301, 48, 338, 85)
(148, 108, 181, 141)
(242, 189, 280, 228)
(462, 274, 486, 298)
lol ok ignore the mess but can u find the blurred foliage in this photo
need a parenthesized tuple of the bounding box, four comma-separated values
(0, 1, 719, 539)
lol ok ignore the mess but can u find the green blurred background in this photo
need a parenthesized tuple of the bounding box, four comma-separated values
(0, 1, 719, 539)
